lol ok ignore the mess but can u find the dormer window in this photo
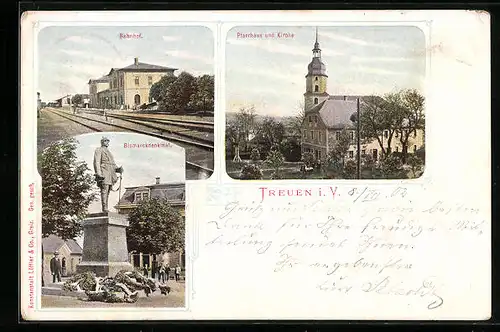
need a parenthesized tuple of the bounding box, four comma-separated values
(134, 191, 149, 202)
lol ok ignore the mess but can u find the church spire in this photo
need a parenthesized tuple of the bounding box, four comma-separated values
(313, 27, 321, 58)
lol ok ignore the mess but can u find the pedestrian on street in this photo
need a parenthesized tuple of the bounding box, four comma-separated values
(50, 251, 62, 283)
(159, 266, 166, 283)
(151, 258, 158, 279)
(175, 265, 181, 282)
(165, 264, 170, 281)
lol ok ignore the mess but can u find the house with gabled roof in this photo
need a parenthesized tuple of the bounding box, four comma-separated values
(88, 57, 177, 110)
(42, 235, 82, 278)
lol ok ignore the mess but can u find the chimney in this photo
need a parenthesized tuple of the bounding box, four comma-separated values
(155, 177, 160, 184)
(134, 57, 139, 65)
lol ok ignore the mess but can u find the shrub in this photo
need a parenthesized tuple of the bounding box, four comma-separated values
(301, 151, 315, 167)
(250, 148, 260, 162)
(240, 164, 263, 180)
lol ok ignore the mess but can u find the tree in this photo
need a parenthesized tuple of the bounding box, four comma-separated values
(188, 75, 214, 112)
(287, 102, 307, 138)
(328, 126, 351, 167)
(150, 75, 177, 104)
(163, 72, 196, 113)
(39, 137, 97, 240)
(39, 138, 96, 286)
(240, 164, 263, 180)
(394, 89, 425, 163)
(127, 198, 185, 254)
(71, 94, 83, 105)
(280, 137, 301, 162)
(265, 148, 285, 179)
(234, 106, 257, 152)
(226, 119, 245, 162)
(359, 94, 400, 157)
(255, 116, 285, 157)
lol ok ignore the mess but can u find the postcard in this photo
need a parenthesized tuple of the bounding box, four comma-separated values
(20, 10, 490, 320)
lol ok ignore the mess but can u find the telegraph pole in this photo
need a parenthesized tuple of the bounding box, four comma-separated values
(356, 97, 361, 179)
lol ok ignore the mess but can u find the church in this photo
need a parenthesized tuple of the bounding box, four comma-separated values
(300, 29, 424, 163)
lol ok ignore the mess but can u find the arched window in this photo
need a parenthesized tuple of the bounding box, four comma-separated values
(315, 77, 318, 81)
(314, 85, 319, 92)
(314, 97, 318, 104)
(134, 94, 141, 105)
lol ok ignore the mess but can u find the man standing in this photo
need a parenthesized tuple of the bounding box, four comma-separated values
(50, 251, 62, 283)
(93, 137, 123, 212)
(175, 265, 181, 282)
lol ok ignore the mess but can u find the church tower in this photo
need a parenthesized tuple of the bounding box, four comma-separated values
(304, 27, 329, 112)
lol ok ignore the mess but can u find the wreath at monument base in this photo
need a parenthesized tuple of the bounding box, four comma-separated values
(63, 270, 171, 303)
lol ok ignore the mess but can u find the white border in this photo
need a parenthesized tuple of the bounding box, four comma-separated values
(20, 10, 491, 321)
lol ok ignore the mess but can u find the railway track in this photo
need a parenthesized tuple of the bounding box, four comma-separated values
(77, 109, 214, 146)
(47, 108, 213, 176)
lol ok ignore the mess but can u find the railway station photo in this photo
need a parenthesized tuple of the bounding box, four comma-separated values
(37, 26, 214, 180)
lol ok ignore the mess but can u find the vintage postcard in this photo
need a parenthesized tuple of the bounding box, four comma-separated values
(21, 10, 490, 320)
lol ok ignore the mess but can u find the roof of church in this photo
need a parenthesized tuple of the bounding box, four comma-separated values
(42, 235, 82, 255)
(309, 98, 358, 129)
(307, 57, 327, 77)
(116, 181, 185, 207)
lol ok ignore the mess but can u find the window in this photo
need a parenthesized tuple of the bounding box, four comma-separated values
(308, 116, 312, 123)
(314, 98, 318, 104)
(384, 130, 389, 138)
(361, 149, 366, 155)
(148, 76, 153, 85)
(120, 76, 124, 87)
(135, 76, 140, 85)
(349, 151, 354, 158)
(315, 77, 318, 81)
(396, 146, 399, 152)
(413, 145, 417, 153)
(135, 191, 149, 202)
(314, 85, 319, 92)
(318, 150, 322, 159)
(350, 131, 355, 140)
(335, 131, 341, 140)
(311, 131, 315, 140)
(314, 116, 318, 123)
(319, 131, 322, 143)
(114, 96, 117, 104)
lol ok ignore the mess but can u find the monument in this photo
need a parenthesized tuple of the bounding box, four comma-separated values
(77, 136, 134, 277)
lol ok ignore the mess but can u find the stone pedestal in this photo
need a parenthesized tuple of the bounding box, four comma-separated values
(76, 212, 134, 277)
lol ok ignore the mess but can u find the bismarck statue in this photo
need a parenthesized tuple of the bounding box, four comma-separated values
(77, 135, 132, 277)
(93, 136, 123, 212)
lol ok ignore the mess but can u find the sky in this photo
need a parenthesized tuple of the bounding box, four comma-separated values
(37, 26, 214, 101)
(226, 26, 426, 117)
